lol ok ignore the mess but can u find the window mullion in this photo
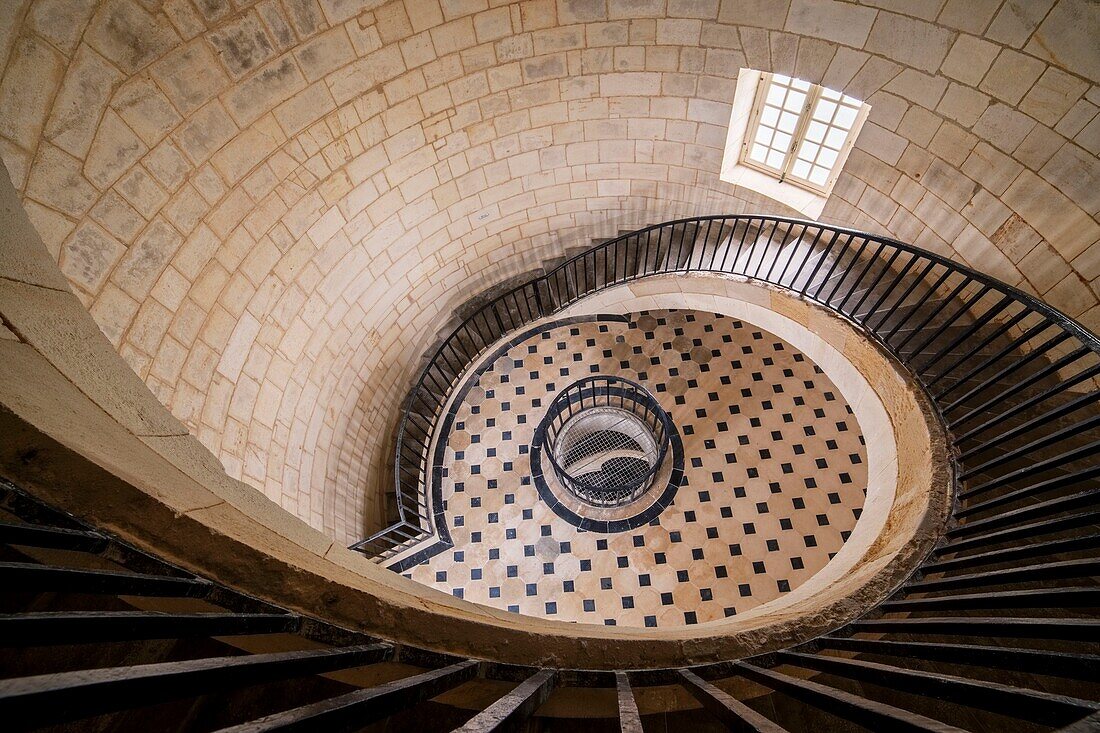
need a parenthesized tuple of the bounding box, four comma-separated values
(781, 86, 819, 183)
(739, 73, 771, 172)
(824, 101, 872, 191)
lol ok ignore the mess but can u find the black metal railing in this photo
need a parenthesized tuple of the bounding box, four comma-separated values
(2, 218, 1098, 730)
(352, 214, 1100, 565)
(537, 376, 673, 507)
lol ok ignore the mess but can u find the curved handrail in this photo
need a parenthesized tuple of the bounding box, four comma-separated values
(352, 214, 1100, 561)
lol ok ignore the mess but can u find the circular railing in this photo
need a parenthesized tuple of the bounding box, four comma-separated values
(538, 376, 673, 507)
(351, 214, 1100, 565)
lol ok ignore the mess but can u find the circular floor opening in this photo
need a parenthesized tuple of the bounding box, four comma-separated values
(541, 377, 673, 507)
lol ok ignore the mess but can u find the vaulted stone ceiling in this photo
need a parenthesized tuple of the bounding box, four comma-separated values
(0, 0, 1096, 546)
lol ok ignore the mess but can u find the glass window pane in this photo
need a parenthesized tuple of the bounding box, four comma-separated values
(772, 131, 791, 152)
(773, 73, 791, 85)
(766, 83, 786, 106)
(841, 93, 861, 105)
(792, 159, 812, 179)
(778, 111, 799, 133)
(825, 127, 847, 148)
(750, 143, 769, 163)
(766, 149, 786, 168)
(812, 100, 836, 122)
(797, 141, 820, 162)
(783, 90, 806, 112)
(791, 77, 811, 91)
(809, 165, 829, 185)
(821, 87, 841, 100)
(834, 105, 858, 129)
(817, 147, 838, 168)
(755, 126, 774, 145)
(806, 121, 827, 143)
(761, 105, 780, 126)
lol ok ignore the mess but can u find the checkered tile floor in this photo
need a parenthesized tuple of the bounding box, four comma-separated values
(406, 310, 867, 627)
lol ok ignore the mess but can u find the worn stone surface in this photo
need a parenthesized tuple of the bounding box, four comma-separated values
(152, 40, 231, 115)
(0, 35, 64, 151)
(207, 12, 278, 79)
(85, 0, 181, 73)
(46, 45, 126, 160)
(60, 222, 127, 292)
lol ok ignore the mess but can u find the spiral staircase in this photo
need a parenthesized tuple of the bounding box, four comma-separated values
(1, 214, 1097, 732)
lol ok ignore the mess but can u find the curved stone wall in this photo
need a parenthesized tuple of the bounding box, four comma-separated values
(0, 0, 1096, 543)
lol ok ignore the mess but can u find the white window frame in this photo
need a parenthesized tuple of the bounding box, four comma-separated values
(740, 72, 870, 195)
(720, 69, 872, 218)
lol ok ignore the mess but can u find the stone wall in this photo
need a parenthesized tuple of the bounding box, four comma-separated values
(0, 0, 1096, 544)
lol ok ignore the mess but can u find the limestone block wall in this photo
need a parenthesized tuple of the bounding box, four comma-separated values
(0, 0, 1096, 545)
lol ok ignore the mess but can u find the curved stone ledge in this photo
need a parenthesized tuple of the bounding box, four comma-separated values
(0, 169, 951, 668)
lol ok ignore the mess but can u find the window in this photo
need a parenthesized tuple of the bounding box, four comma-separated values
(720, 69, 871, 216)
(741, 73, 868, 194)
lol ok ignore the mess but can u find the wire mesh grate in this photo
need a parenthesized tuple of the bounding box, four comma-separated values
(538, 377, 673, 507)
